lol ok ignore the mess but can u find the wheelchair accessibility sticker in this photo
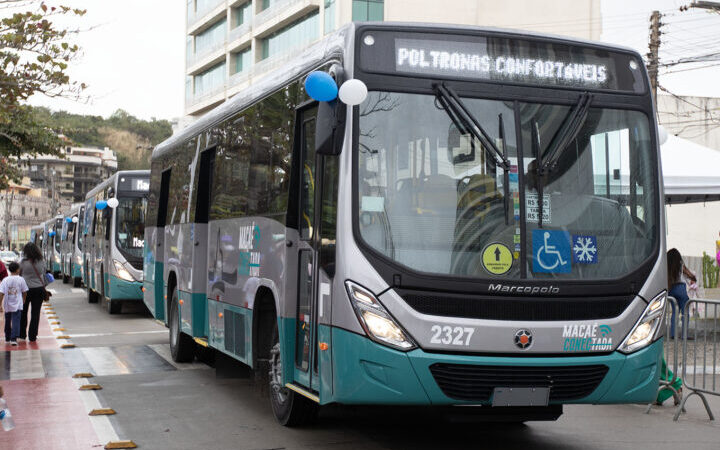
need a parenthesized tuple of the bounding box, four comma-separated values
(532, 229, 571, 273)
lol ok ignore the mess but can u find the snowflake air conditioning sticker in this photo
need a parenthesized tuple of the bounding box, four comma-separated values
(572, 235, 598, 264)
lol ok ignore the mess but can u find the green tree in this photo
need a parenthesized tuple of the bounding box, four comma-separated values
(0, 1, 86, 189)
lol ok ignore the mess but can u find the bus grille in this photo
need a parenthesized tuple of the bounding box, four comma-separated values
(429, 363, 609, 402)
(401, 293, 633, 321)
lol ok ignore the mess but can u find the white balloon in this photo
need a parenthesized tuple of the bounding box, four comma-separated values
(658, 125, 669, 146)
(107, 197, 120, 209)
(338, 79, 368, 106)
(72, 217, 79, 223)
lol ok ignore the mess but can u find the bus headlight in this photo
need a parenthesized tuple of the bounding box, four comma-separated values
(113, 260, 135, 282)
(618, 291, 666, 354)
(345, 281, 416, 351)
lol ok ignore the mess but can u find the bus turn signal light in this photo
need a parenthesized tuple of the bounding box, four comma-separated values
(319, 343, 329, 351)
(179, 299, 184, 305)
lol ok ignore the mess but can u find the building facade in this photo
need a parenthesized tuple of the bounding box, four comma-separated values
(0, 178, 53, 251)
(22, 145, 118, 208)
(184, 0, 601, 117)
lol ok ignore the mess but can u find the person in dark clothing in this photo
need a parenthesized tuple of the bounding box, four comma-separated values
(17, 242, 47, 342)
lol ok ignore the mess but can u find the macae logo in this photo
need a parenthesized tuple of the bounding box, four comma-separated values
(562, 323, 612, 352)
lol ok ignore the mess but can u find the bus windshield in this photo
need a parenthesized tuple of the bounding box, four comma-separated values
(356, 91, 657, 281)
(115, 196, 147, 259)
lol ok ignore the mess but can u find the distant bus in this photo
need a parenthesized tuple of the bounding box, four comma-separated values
(84, 170, 150, 314)
(42, 215, 63, 276)
(60, 203, 84, 287)
(30, 224, 43, 247)
(145, 23, 666, 425)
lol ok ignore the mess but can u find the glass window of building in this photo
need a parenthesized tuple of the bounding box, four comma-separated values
(233, 1, 252, 28)
(186, 36, 193, 62)
(261, 0, 282, 11)
(261, 11, 319, 60)
(185, 76, 193, 101)
(324, 0, 336, 34)
(195, 18, 226, 56)
(196, 0, 222, 16)
(352, 0, 383, 21)
(194, 62, 226, 97)
(233, 47, 252, 74)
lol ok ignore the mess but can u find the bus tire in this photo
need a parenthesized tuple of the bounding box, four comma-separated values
(73, 277, 81, 288)
(87, 288, 98, 303)
(108, 300, 121, 315)
(169, 289, 194, 362)
(268, 322, 318, 427)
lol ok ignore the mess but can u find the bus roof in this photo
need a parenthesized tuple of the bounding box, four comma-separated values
(85, 170, 150, 201)
(153, 22, 644, 161)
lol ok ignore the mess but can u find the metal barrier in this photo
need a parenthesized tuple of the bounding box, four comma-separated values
(673, 298, 720, 421)
(646, 296, 683, 414)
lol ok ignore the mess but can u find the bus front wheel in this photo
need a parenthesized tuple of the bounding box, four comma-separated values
(87, 287, 98, 303)
(268, 322, 317, 426)
(169, 289, 194, 362)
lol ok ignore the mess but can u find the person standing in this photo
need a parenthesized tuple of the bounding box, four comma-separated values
(18, 242, 47, 342)
(0, 260, 7, 281)
(1, 262, 29, 346)
(667, 248, 694, 339)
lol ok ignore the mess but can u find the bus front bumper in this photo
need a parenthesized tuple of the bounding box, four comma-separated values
(330, 327, 662, 405)
(107, 275, 143, 301)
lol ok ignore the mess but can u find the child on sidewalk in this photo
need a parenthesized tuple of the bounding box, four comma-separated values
(0, 262, 29, 346)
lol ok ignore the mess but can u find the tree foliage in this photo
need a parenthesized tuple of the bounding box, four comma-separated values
(0, 1, 86, 187)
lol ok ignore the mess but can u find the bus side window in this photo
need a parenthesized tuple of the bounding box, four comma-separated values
(319, 155, 339, 277)
(299, 113, 317, 240)
(158, 169, 172, 228)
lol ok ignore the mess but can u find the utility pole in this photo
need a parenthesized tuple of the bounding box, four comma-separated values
(647, 10, 662, 104)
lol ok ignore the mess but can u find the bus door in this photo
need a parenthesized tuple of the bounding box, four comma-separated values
(292, 104, 325, 394)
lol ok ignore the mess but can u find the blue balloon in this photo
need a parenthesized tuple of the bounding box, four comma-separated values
(304, 71, 338, 102)
(65, 217, 72, 223)
(96, 200, 108, 210)
(48, 231, 56, 237)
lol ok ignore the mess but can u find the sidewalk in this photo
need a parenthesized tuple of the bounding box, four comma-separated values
(0, 297, 101, 449)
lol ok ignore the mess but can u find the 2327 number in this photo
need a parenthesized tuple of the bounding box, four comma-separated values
(430, 325, 475, 346)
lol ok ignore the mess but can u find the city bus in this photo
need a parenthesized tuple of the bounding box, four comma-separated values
(144, 23, 666, 425)
(42, 215, 63, 276)
(60, 203, 84, 287)
(84, 170, 150, 314)
(30, 224, 43, 247)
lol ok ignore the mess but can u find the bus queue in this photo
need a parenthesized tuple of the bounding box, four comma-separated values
(26, 22, 667, 427)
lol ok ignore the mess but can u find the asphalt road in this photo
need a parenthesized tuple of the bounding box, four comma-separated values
(40, 281, 720, 449)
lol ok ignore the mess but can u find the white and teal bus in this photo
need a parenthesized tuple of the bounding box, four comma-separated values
(43, 215, 63, 276)
(145, 23, 666, 425)
(60, 203, 84, 287)
(84, 171, 149, 314)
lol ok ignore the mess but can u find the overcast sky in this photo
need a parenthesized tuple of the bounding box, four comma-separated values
(13, 0, 720, 121)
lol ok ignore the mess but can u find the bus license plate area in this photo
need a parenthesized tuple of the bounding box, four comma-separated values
(491, 387, 550, 407)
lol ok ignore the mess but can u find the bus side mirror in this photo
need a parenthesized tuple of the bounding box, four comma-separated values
(315, 100, 345, 156)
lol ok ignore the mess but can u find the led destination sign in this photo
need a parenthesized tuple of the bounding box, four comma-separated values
(396, 40, 607, 86)
(358, 31, 645, 93)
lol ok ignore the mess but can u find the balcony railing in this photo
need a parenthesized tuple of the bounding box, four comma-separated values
(229, 69, 251, 87)
(187, 0, 225, 27)
(187, 39, 226, 68)
(228, 23, 251, 42)
(254, 0, 303, 27)
(189, 83, 226, 106)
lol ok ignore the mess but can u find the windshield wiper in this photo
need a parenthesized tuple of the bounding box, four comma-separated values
(534, 92, 593, 228)
(433, 82, 510, 171)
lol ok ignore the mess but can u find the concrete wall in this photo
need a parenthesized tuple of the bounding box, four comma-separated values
(658, 94, 720, 152)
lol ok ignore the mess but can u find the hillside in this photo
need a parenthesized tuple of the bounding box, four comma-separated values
(33, 107, 173, 170)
